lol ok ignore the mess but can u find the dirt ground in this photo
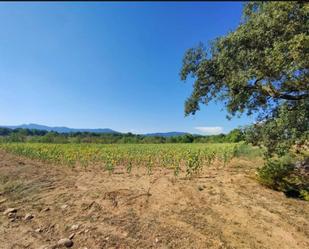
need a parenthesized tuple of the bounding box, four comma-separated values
(0, 150, 308, 249)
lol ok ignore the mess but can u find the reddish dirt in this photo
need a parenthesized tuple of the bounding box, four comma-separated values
(0, 150, 308, 249)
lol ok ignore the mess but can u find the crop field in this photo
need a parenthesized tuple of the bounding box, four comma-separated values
(0, 143, 249, 176)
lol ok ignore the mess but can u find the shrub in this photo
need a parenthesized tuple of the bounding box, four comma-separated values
(257, 155, 309, 201)
(300, 190, 309, 201)
(257, 156, 294, 189)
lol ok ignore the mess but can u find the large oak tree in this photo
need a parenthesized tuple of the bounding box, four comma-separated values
(180, 2, 309, 198)
(181, 1, 308, 155)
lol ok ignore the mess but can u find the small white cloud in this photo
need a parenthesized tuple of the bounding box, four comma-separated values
(194, 126, 223, 135)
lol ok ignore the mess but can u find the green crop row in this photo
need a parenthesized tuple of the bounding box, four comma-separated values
(0, 143, 248, 176)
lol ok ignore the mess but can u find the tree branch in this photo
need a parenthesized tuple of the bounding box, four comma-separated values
(249, 78, 309, 101)
(279, 93, 309, 100)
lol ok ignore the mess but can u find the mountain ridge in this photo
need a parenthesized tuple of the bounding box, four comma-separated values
(1, 123, 119, 134)
(0, 124, 190, 137)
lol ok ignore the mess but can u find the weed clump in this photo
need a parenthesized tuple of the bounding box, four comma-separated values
(257, 155, 309, 201)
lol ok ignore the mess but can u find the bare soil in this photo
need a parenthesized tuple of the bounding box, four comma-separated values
(0, 150, 308, 249)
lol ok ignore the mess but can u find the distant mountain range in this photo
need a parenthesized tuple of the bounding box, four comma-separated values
(0, 124, 190, 137)
(1, 123, 119, 134)
(144, 132, 188, 137)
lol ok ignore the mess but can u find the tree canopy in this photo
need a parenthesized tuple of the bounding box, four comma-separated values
(180, 2, 308, 120)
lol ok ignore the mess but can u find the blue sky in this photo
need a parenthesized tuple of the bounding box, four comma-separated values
(0, 2, 256, 135)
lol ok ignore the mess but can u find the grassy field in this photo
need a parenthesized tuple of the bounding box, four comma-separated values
(0, 142, 258, 176)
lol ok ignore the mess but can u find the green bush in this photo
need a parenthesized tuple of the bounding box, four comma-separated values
(300, 190, 309, 201)
(257, 155, 309, 201)
(257, 156, 294, 189)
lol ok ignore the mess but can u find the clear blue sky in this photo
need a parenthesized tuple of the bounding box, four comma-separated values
(0, 2, 256, 134)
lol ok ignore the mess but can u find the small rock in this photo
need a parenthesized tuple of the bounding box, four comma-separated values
(198, 186, 204, 191)
(84, 229, 89, 234)
(69, 233, 75, 240)
(70, 224, 79, 230)
(3, 208, 17, 215)
(24, 213, 34, 220)
(9, 218, 15, 222)
(0, 198, 7, 204)
(61, 204, 68, 210)
(155, 237, 159, 243)
(42, 207, 50, 212)
(57, 238, 73, 248)
(38, 246, 49, 249)
(8, 212, 16, 218)
(35, 228, 43, 233)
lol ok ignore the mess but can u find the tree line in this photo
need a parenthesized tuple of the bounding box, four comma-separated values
(0, 127, 244, 144)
